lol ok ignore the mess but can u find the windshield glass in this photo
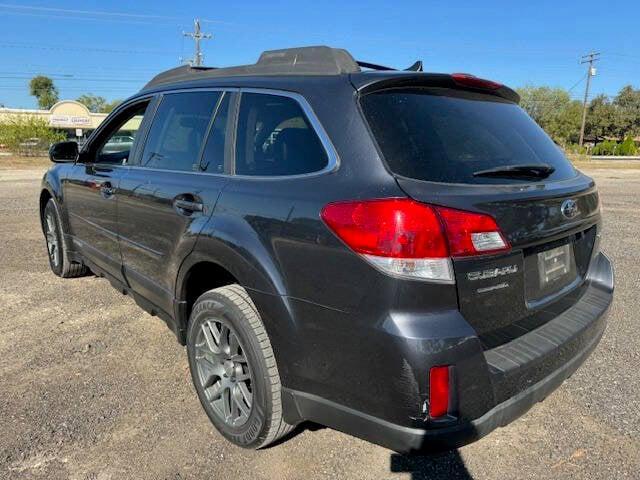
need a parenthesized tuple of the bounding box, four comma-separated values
(360, 88, 576, 184)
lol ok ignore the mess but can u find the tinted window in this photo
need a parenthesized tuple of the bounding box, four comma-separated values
(235, 93, 328, 176)
(361, 88, 577, 184)
(97, 102, 148, 165)
(201, 93, 230, 174)
(141, 91, 221, 171)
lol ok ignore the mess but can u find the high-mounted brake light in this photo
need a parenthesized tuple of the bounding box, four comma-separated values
(321, 199, 510, 282)
(429, 366, 450, 418)
(451, 73, 502, 91)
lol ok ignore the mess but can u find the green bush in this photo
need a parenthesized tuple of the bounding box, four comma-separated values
(591, 138, 638, 156)
(564, 143, 588, 155)
(592, 140, 619, 156)
(618, 136, 638, 156)
(0, 115, 65, 156)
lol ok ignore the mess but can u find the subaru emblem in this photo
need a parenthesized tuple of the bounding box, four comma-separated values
(561, 199, 579, 219)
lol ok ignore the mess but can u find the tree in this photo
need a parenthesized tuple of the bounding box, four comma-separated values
(29, 75, 59, 110)
(586, 94, 619, 142)
(76, 94, 107, 113)
(103, 99, 122, 113)
(76, 94, 122, 113)
(613, 85, 640, 140)
(517, 86, 582, 145)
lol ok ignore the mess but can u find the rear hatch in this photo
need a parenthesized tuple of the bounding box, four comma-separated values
(358, 77, 601, 346)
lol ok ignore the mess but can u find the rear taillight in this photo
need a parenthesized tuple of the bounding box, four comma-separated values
(436, 206, 509, 256)
(451, 72, 502, 91)
(429, 366, 450, 418)
(321, 198, 509, 282)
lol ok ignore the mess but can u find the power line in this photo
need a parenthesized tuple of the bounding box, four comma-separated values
(0, 76, 145, 83)
(0, 10, 183, 27)
(0, 3, 184, 21)
(567, 73, 587, 93)
(0, 41, 180, 56)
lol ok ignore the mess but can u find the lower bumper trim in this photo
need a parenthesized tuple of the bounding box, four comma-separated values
(284, 315, 606, 453)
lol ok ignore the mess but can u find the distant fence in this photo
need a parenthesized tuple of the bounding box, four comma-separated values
(589, 156, 640, 161)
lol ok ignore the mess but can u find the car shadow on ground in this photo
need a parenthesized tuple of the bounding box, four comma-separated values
(273, 423, 473, 478)
(390, 451, 473, 479)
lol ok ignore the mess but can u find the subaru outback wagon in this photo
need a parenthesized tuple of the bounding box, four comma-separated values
(41, 46, 613, 452)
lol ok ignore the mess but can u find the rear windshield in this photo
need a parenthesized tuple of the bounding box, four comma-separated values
(360, 88, 576, 184)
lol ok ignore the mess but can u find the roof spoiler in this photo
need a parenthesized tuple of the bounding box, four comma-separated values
(354, 73, 520, 104)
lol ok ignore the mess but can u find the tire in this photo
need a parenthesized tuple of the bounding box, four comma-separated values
(42, 198, 87, 278)
(187, 284, 294, 449)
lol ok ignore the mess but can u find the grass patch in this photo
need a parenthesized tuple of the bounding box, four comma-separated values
(0, 154, 51, 169)
(572, 160, 640, 170)
(567, 153, 640, 169)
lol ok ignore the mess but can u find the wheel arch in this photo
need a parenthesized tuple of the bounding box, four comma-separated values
(39, 188, 53, 223)
(175, 249, 298, 386)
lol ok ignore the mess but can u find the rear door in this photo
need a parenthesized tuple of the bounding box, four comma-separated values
(117, 90, 233, 315)
(63, 99, 152, 280)
(360, 87, 601, 342)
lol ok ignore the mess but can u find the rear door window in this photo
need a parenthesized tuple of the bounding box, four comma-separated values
(360, 88, 577, 184)
(234, 93, 328, 176)
(140, 91, 221, 172)
(201, 93, 231, 174)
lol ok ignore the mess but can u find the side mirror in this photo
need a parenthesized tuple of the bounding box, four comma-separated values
(49, 141, 79, 163)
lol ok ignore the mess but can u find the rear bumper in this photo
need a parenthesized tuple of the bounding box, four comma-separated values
(284, 252, 613, 452)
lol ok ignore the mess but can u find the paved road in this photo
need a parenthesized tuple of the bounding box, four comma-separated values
(1, 168, 639, 480)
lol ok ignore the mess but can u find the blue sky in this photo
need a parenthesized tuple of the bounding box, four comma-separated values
(1, 0, 638, 108)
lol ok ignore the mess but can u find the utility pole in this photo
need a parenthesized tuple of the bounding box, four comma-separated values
(183, 18, 212, 67)
(578, 52, 600, 147)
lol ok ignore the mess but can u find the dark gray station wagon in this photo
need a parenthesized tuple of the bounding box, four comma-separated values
(40, 46, 614, 452)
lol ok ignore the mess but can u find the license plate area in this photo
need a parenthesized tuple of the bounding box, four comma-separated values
(524, 241, 578, 304)
(538, 244, 572, 286)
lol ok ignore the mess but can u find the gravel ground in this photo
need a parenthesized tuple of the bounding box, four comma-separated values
(0, 167, 638, 480)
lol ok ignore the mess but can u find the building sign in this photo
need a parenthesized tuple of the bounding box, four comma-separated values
(49, 115, 92, 127)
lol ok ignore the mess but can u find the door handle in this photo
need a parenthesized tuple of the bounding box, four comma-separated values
(98, 181, 115, 198)
(174, 198, 204, 214)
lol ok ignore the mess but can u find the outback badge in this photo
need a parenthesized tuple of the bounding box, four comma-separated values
(467, 265, 518, 281)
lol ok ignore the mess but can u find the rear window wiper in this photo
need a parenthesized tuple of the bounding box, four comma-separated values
(472, 163, 555, 179)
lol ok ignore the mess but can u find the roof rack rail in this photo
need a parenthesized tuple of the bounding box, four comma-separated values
(142, 46, 425, 90)
(143, 46, 361, 90)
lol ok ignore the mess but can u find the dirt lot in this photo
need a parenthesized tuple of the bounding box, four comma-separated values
(1, 167, 639, 480)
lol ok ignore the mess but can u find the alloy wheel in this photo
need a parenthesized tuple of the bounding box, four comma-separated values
(44, 212, 60, 268)
(194, 318, 253, 427)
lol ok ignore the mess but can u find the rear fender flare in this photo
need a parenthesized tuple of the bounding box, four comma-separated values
(174, 225, 298, 375)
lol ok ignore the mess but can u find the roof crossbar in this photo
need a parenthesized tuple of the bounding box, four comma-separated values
(356, 61, 395, 71)
(405, 60, 423, 72)
(357, 60, 424, 72)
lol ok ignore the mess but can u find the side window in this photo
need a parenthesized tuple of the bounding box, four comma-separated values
(96, 102, 149, 165)
(235, 93, 329, 176)
(141, 91, 221, 172)
(201, 93, 230, 174)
